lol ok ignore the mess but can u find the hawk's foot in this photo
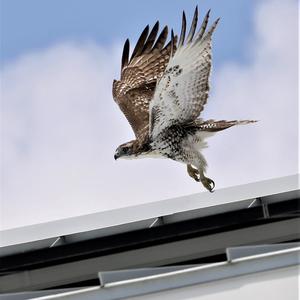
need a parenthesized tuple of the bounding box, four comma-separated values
(187, 164, 200, 182)
(200, 176, 215, 193)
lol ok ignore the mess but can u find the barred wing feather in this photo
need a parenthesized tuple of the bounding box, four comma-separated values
(150, 8, 219, 138)
(113, 23, 176, 141)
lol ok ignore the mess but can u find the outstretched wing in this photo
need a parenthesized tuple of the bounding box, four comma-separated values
(150, 7, 219, 138)
(113, 22, 176, 141)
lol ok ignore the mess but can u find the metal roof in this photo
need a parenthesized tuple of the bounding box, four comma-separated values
(0, 174, 298, 254)
(97, 244, 300, 293)
(97, 243, 300, 286)
(1, 243, 299, 300)
(1, 218, 298, 292)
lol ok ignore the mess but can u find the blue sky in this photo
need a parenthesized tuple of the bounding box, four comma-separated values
(1, 0, 257, 67)
(1, 0, 298, 229)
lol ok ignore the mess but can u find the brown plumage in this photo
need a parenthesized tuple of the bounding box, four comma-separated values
(112, 23, 177, 150)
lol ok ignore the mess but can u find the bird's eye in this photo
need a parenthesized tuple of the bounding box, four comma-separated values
(122, 147, 129, 154)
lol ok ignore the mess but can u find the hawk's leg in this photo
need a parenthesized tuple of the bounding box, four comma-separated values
(199, 170, 215, 193)
(187, 164, 200, 182)
(187, 164, 215, 192)
(186, 151, 215, 192)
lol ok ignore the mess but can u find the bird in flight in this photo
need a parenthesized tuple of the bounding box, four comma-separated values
(112, 7, 256, 192)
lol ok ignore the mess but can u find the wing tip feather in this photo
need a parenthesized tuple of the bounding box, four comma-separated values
(153, 25, 168, 51)
(121, 38, 130, 71)
(178, 11, 187, 48)
(171, 29, 175, 57)
(186, 5, 198, 44)
(130, 24, 150, 62)
(142, 21, 160, 54)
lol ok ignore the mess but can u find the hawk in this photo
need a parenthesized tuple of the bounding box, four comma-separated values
(112, 7, 256, 192)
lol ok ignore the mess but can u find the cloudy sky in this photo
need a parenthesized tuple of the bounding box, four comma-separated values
(1, 0, 298, 230)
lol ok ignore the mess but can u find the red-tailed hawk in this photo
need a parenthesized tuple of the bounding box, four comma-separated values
(112, 7, 256, 192)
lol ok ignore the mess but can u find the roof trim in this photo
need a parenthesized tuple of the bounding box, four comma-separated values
(19, 244, 300, 300)
(1, 175, 298, 248)
(1, 217, 298, 292)
(102, 246, 300, 288)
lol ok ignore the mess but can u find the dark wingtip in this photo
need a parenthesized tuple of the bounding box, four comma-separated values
(151, 21, 160, 37)
(142, 21, 160, 54)
(130, 24, 150, 61)
(178, 10, 186, 47)
(121, 38, 130, 71)
(186, 5, 199, 43)
(140, 24, 150, 41)
(195, 5, 199, 20)
(153, 25, 168, 51)
(170, 29, 175, 57)
(140, 24, 150, 37)
(207, 17, 221, 36)
(194, 8, 214, 43)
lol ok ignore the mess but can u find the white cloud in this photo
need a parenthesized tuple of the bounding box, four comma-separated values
(205, 0, 298, 183)
(1, 0, 298, 229)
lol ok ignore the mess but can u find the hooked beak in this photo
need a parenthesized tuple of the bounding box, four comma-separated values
(114, 153, 119, 160)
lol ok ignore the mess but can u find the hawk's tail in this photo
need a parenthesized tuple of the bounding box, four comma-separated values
(195, 119, 258, 132)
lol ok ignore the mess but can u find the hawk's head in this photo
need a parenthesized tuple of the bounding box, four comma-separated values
(114, 141, 135, 160)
